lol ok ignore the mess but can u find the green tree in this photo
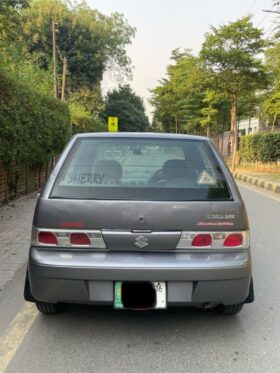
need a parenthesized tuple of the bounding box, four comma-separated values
(68, 85, 103, 115)
(237, 93, 260, 121)
(263, 91, 280, 131)
(200, 17, 268, 170)
(0, 0, 29, 46)
(200, 90, 220, 137)
(22, 0, 136, 92)
(265, 42, 280, 85)
(0, 0, 54, 97)
(261, 36, 280, 131)
(103, 85, 150, 132)
(68, 85, 106, 133)
(151, 49, 232, 136)
(151, 50, 208, 134)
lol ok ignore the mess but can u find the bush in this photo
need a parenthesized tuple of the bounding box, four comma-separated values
(0, 71, 71, 168)
(69, 102, 106, 134)
(239, 132, 280, 162)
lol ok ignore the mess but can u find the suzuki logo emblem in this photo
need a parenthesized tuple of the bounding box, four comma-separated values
(134, 235, 149, 248)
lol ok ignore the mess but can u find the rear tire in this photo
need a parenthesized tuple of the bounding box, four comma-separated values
(36, 301, 61, 315)
(218, 303, 243, 316)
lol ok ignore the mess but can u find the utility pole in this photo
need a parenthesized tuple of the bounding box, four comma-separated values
(61, 57, 67, 101)
(175, 115, 178, 133)
(52, 21, 58, 99)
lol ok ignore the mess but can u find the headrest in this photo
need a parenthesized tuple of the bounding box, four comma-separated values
(94, 160, 122, 183)
(162, 159, 187, 178)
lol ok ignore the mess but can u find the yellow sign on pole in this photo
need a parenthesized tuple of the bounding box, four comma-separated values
(108, 117, 118, 132)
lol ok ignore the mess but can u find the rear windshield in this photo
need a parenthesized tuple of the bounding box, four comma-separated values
(50, 137, 231, 201)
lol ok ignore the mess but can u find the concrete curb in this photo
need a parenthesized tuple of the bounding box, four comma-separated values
(233, 172, 280, 194)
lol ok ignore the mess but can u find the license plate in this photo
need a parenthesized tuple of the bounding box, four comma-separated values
(114, 281, 167, 309)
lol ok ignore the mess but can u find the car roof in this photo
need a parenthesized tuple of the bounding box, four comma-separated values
(72, 132, 208, 141)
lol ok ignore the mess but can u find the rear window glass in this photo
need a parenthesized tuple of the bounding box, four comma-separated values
(50, 137, 231, 201)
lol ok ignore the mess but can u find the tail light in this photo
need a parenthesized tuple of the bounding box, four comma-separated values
(224, 233, 243, 247)
(38, 231, 58, 245)
(33, 227, 106, 249)
(177, 230, 249, 249)
(70, 233, 90, 246)
(192, 234, 212, 247)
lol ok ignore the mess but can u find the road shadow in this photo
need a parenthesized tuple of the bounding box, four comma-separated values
(36, 302, 246, 342)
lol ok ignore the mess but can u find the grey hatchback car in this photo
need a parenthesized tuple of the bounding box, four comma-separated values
(24, 133, 254, 315)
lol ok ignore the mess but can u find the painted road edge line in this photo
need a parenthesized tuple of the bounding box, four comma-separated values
(0, 302, 38, 373)
(237, 181, 280, 202)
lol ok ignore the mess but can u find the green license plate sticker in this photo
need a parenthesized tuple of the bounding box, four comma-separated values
(114, 282, 124, 309)
(114, 281, 167, 309)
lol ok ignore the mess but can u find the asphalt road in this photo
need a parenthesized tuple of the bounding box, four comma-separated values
(0, 183, 279, 373)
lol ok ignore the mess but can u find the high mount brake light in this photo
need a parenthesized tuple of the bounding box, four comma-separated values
(224, 233, 243, 247)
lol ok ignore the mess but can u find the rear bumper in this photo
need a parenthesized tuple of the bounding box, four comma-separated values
(28, 246, 252, 306)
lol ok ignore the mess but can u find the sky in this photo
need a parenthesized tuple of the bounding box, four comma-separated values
(87, 0, 278, 120)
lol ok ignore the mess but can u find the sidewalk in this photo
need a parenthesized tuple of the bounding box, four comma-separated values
(0, 193, 38, 296)
(233, 171, 280, 194)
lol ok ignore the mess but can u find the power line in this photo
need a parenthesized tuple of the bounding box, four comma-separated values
(261, 9, 280, 36)
(257, 13, 268, 28)
(264, 23, 276, 36)
(266, 29, 276, 39)
(52, 21, 58, 99)
(245, 1, 269, 30)
(247, 0, 257, 13)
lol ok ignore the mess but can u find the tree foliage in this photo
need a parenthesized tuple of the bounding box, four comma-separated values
(201, 17, 267, 96)
(103, 85, 150, 132)
(0, 0, 29, 46)
(151, 17, 272, 169)
(67, 84, 106, 132)
(22, 0, 136, 91)
(0, 0, 145, 161)
(261, 40, 280, 130)
(200, 17, 268, 169)
(151, 49, 230, 136)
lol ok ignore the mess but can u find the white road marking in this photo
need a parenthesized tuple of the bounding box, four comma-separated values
(237, 181, 280, 203)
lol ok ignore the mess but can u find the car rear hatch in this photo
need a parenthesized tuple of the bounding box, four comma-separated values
(34, 198, 248, 251)
(34, 134, 248, 251)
